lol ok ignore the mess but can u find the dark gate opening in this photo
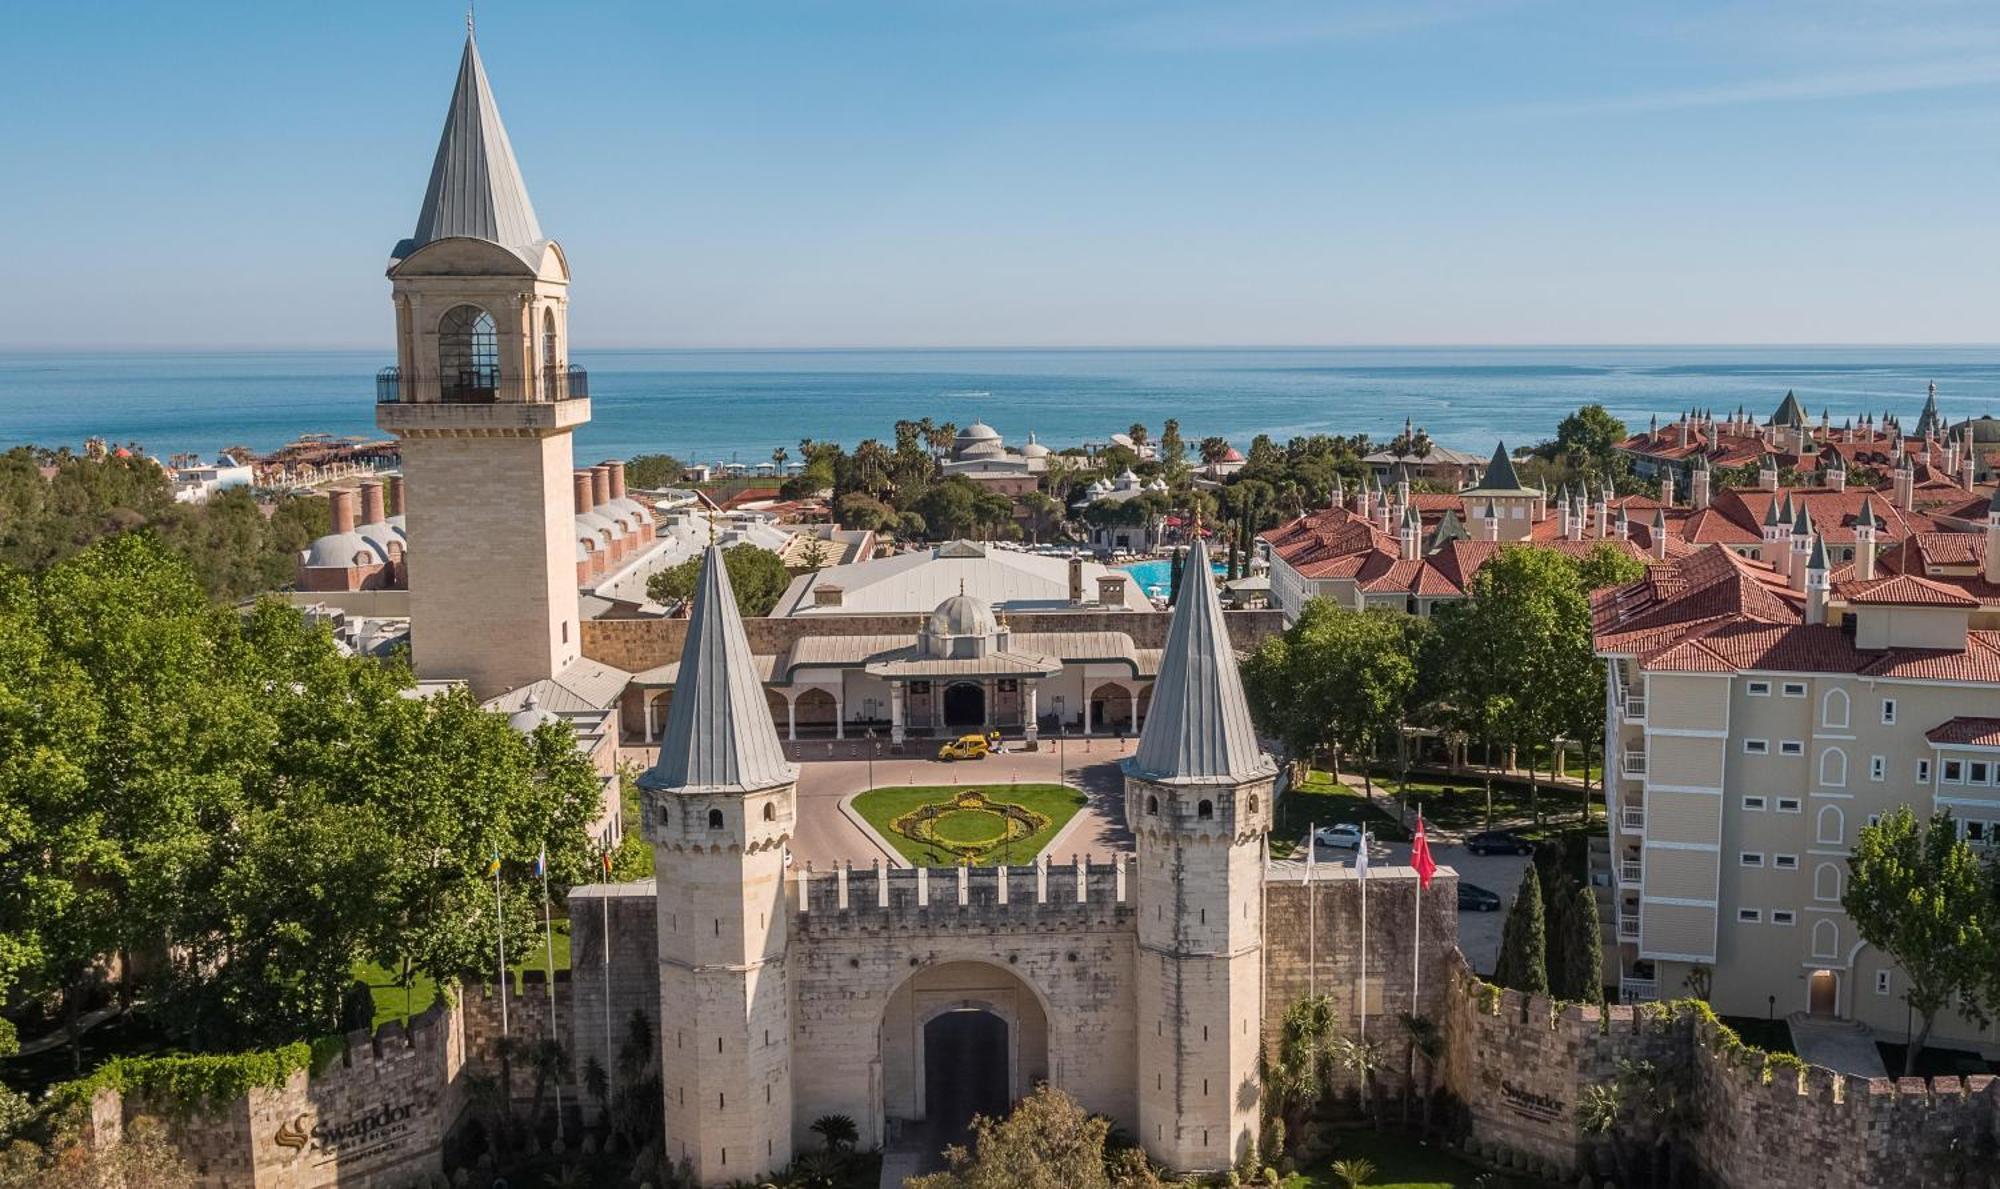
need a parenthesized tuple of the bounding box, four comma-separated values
(942, 682, 985, 730)
(924, 1009, 1009, 1150)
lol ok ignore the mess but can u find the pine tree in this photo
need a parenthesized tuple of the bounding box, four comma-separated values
(1564, 884, 1604, 1003)
(1494, 865, 1549, 994)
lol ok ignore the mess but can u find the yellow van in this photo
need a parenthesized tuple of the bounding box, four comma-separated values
(937, 735, 989, 761)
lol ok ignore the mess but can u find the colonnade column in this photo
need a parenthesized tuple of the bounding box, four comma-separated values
(786, 693, 797, 743)
(1024, 679, 1040, 743)
(890, 683, 906, 745)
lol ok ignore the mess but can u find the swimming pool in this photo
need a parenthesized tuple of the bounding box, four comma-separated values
(1121, 558, 1225, 597)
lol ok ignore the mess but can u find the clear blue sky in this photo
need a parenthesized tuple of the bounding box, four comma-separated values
(4, 1, 1997, 349)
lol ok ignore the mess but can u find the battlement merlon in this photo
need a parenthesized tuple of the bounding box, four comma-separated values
(793, 856, 1132, 920)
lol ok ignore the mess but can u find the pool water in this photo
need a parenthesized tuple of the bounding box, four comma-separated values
(1121, 558, 1226, 597)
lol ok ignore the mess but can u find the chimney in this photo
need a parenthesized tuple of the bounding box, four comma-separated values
(1805, 535, 1829, 625)
(384, 475, 405, 517)
(1615, 505, 1629, 540)
(1678, 418, 1688, 449)
(1691, 459, 1710, 511)
(1568, 498, 1584, 542)
(1825, 456, 1845, 493)
(1482, 502, 1499, 542)
(1097, 573, 1128, 607)
(574, 471, 594, 514)
(591, 465, 612, 509)
(359, 479, 386, 527)
(1855, 498, 1878, 582)
(1661, 468, 1675, 508)
(1962, 439, 1977, 491)
(1558, 489, 1573, 538)
(1068, 555, 1085, 604)
(1790, 506, 1813, 593)
(330, 488, 357, 534)
(814, 583, 845, 608)
(610, 460, 629, 501)
(1595, 490, 1609, 539)
(1759, 456, 1778, 491)
(1651, 510, 1668, 560)
(1894, 459, 1915, 512)
(1399, 507, 1421, 561)
(1985, 493, 2000, 586)
(1356, 480, 1372, 517)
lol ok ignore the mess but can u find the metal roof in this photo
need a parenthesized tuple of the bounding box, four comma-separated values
(1126, 538, 1274, 785)
(639, 545, 797, 795)
(396, 35, 545, 260)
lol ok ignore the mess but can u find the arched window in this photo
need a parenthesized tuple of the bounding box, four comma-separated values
(437, 304, 498, 402)
(762, 802, 776, 822)
(1816, 805, 1844, 845)
(1814, 862, 1842, 902)
(1821, 688, 1849, 729)
(1819, 747, 1847, 788)
(707, 808, 725, 830)
(1247, 795, 1259, 814)
(1196, 799, 1214, 820)
(1812, 919, 1839, 959)
(541, 307, 559, 399)
(1146, 795, 1159, 817)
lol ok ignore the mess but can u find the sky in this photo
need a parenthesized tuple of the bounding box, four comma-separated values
(3, 0, 1998, 350)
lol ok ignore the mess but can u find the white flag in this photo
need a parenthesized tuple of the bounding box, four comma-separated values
(1353, 835, 1369, 879)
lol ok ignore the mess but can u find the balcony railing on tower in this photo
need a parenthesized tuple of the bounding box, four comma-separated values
(376, 365, 589, 405)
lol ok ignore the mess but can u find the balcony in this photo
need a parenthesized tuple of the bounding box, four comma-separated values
(376, 365, 589, 405)
(1617, 912, 1640, 941)
(1620, 751, 1648, 778)
(1619, 859, 1643, 885)
(1619, 805, 1645, 834)
(1621, 695, 1647, 722)
(1619, 976, 1659, 1004)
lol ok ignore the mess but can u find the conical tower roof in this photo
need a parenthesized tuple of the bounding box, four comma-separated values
(396, 34, 545, 261)
(1770, 390, 1806, 428)
(640, 545, 796, 794)
(1128, 538, 1273, 785)
(1468, 441, 1533, 495)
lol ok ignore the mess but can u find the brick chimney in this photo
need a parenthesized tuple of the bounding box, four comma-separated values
(591, 465, 612, 509)
(1097, 573, 1128, 607)
(814, 583, 845, 608)
(1068, 555, 1085, 605)
(384, 475, 405, 517)
(359, 480, 386, 526)
(610, 460, 628, 501)
(330, 488, 357, 534)
(574, 472, 594, 514)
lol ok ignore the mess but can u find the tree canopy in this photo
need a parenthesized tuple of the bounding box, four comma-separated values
(0, 534, 603, 1053)
(645, 544, 792, 616)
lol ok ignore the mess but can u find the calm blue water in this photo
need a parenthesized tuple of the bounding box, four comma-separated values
(1122, 558, 1227, 594)
(4, 346, 2000, 463)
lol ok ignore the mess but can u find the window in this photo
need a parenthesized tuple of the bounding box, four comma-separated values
(1777, 797, 1802, 813)
(1744, 739, 1770, 755)
(1821, 688, 1849, 728)
(1818, 747, 1846, 787)
(762, 802, 776, 822)
(1812, 919, 1840, 958)
(1772, 910, 1796, 926)
(1881, 699, 1897, 724)
(541, 308, 559, 397)
(1782, 682, 1807, 698)
(1876, 970, 1892, 995)
(1816, 805, 1844, 845)
(1917, 759, 1932, 783)
(1742, 796, 1767, 811)
(707, 808, 725, 830)
(1748, 681, 1772, 696)
(1944, 759, 1965, 784)
(1196, 799, 1214, 820)
(1146, 795, 1159, 817)
(1780, 740, 1804, 756)
(1774, 854, 1799, 870)
(1870, 755, 1885, 782)
(1964, 820, 1989, 846)
(1738, 908, 1763, 923)
(1741, 852, 1764, 867)
(1973, 762, 1992, 785)
(1814, 863, 1842, 901)
(437, 304, 499, 401)
(1247, 795, 1259, 814)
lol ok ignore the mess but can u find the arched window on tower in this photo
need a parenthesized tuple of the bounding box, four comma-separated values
(438, 304, 499, 402)
(707, 808, 725, 830)
(1196, 799, 1214, 820)
(541, 307, 559, 400)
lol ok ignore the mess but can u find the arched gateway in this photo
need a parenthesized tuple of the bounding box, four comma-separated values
(881, 960, 1050, 1152)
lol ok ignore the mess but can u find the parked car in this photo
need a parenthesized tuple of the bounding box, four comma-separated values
(1466, 830, 1534, 856)
(1313, 823, 1365, 850)
(1457, 883, 1503, 912)
(937, 735, 989, 762)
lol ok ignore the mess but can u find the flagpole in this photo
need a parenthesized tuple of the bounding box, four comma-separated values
(1358, 830, 1367, 1054)
(540, 846, 564, 1142)
(1307, 821, 1317, 999)
(601, 851, 614, 1111)
(1412, 806, 1423, 1014)
(493, 853, 509, 1038)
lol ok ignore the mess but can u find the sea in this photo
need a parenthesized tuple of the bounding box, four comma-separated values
(5, 346, 2000, 465)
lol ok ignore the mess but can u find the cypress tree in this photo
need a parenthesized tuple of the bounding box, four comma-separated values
(1494, 865, 1549, 994)
(1563, 884, 1604, 1003)
(1168, 547, 1185, 605)
(1539, 863, 1571, 994)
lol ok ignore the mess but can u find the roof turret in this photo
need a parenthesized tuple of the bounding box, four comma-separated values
(396, 34, 545, 261)
(1126, 538, 1273, 785)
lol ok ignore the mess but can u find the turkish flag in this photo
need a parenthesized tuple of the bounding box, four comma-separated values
(1411, 812, 1437, 889)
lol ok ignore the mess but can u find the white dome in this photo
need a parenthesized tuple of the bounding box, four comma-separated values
(508, 693, 561, 733)
(304, 530, 386, 569)
(958, 420, 1001, 443)
(1116, 468, 1140, 487)
(576, 510, 621, 543)
(1022, 433, 1050, 459)
(926, 591, 996, 639)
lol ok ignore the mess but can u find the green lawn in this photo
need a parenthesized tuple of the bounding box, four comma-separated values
(354, 919, 572, 1030)
(1271, 772, 1410, 858)
(1285, 1130, 1537, 1188)
(1359, 771, 1596, 833)
(853, 783, 1087, 866)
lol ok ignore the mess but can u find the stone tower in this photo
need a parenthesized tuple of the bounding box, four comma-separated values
(1124, 538, 1276, 1173)
(639, 545, 798, 1186)
(377, 32, 585, 698)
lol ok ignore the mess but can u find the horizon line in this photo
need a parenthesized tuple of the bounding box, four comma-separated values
(7, 341, 2000, 356)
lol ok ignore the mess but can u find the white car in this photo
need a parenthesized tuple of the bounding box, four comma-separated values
(1313, 823, 1365, 850)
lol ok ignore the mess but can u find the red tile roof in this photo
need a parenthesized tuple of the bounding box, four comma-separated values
(1842, 573, 1981, 608)
(1924, 718, 2000, 747)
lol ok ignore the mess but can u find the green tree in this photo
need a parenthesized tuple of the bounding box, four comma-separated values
(1556, 883, 1603, 1002)
(1199, 436, 1232, 465)
(836, 491, 898, 532)
(1242, 601, 1418, 792)
(1494, 864, 1549, 994)
(916, 476, 1017, 541)
(621, 453, 687, 489)
(1844, 807, 1993, 1073)
(1158, 419, 1186, 472)
(906, 1084, 1113, 1189)
(1263, 995, 1340, 1156)
(645, 544, 791, 615)
(1126, 423, 1149, 448)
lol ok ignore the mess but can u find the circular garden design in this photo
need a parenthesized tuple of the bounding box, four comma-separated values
(892, 791, 1048, 861)
(853, 783, 1087, 866)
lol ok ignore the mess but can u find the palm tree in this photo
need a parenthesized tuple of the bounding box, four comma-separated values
(1399, 1012, 1443, 1135)
(930, 422, 957, 461)
(1263, 995, 1339, 1157)
(853, 439, 893, 496)
(810, 1112, 859, 1152)
(771, 446, 790, 474)
(1330, 1157, 1375, 1188)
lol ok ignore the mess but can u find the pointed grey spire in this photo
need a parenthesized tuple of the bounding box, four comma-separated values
(1857, 495, 1875, 526)
(1128, 538, 1272, 784)
(640, 545, 795, 794)
(1472, 441, 1525, 492)
(1793, 501, 1812, 536)
(1808, 534, 1828, 572)
(397, 35, 545, 259)
(1763, 497, 1782, 527)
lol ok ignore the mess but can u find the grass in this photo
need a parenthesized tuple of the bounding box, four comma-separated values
(1721, 1015, 1796, 1056)
(853, 783, 1087, 866)
(1272, 771, 1410, 858)
(1283, 1130, 1538, 1188)
(353, 919, 572, 1030)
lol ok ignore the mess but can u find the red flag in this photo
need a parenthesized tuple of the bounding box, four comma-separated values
(1411, 812, 1437, 888)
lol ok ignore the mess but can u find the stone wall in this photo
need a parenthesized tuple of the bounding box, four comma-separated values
(87, 1005, 466, 1188)
(566, 881, 663, 1119)
(580, 608, 1286, 674)
(1439, 964, 2000, 1188)
(460, 971, 571, 1109)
